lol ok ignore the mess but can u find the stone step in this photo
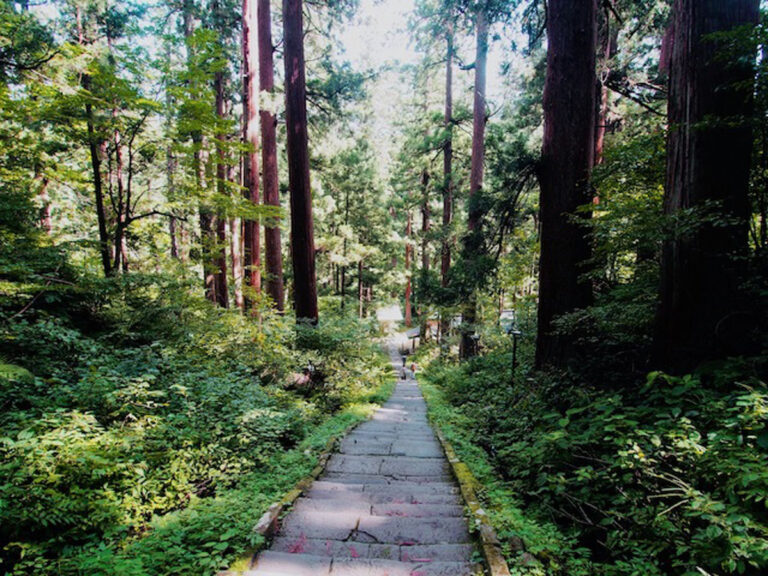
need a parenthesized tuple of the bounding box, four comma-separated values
(270, 537, 400, 559)
(370, 501, 464, 517)
(308, 480, 463, 495)
(331, 557, 480, 576)
(344, 431, 438, 443)
(325, 455, 450, 477)
(339, 441, 443, 459)
(361, 481, 459, 495)
(322, 472, 453, 485)
(279, 510, 360, 541)
(269, 538, 473, 562)
(306, 487, 461, 506)
(354, 422, 433, 432)
(289, 496, 464, 517)
(246, 551, 330, 575)
(246, 552, 480, 576)
(355, 516, 472, 544)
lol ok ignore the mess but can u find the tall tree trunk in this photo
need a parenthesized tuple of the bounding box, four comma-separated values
(242, 0, 261, 308)
(467, 10, 488, 236)
(165, 39, 179, 261)
(421, 169, 430, 271)
(358, 260, 364, 319)
(459, 9, 488, 360)
(200, 210, 217, 301)
(78, 7, 111, 275)
(340, 188, 349, 310)
(283, 0, 318, 323)
(208, 0, 230, 308)
(760, 124, 768, 247)
(214, 216, 229, 307)
(405, 210, 412, 327)
(169, 216, 179, 259)
(440, 25, 454, 343)
(84, 80, 112, 277)
(167, 137, 179, 260)
(420, 168, 430, 340)
(230, 217, 245, 309)
(259, 0, 285, 312)
(653, 0, 759, 373)
(213, 66, 230, 308)
(594, 9, 618, 170)
(112, 120, 127, 273)
(535, 0, 597, 369)
(182, 0, 216, 303)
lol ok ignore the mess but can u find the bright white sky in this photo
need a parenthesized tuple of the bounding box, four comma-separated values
(337, 0, 512, 103)
(334, 0, 517, 179)
(338, 0, 421, 68)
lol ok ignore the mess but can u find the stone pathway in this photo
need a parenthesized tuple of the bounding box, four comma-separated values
(246, 343, 479, 576)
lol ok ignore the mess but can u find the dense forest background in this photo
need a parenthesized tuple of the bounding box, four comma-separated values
(1, 0, 767, 575)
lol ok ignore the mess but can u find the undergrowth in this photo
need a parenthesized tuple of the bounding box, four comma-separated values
(0, 277, 394, 576)
(420, 342, 768, 576)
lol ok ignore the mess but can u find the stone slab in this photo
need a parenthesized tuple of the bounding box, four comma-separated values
(355, 517, 472, 544)
(371, 502, 464, 518)
(326, 455, 384, 475)
(330, 558, 478, 576)
(400, 544, 475, 563)
(249, 551, 331, 576)
(271, 537, 399, 560)
(280, 510, 360, 540)
(379, 457, 449, 476)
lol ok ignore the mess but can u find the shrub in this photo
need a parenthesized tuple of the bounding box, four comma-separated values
(424, 348, 768, 575)
(0, 275, 392, 576)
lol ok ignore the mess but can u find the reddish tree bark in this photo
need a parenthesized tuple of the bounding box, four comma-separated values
(420, 168, 430, 340)
(405, 210, 413, 327)
(654, 0, 759, 372)
(283, 0, 318, 323)
(467, 10, 488, 235)
(459, 9, 488, 360)
(440, 25, 453, 343)
(441, 28, 453, 285)
(242, 0, 261, 308)
(421, 169, 430, 271)
(259, 0, 285, 311)
(535, 0, 597, 369)
(594, 9, 618, 169)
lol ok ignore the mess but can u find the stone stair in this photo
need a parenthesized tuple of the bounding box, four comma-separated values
(245, 344, 480, 576)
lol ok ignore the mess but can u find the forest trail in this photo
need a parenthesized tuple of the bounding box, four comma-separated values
(245, 339, 480, 575)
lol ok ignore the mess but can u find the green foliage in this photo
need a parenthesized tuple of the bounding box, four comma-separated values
(419, 363, 569, 576)
(0, 277, 393, 576)
(422, 347, 768, 575)
(0, 2, 54, 82)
